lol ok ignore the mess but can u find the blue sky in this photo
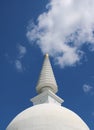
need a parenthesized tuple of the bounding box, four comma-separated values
(0, 0, 94, 129)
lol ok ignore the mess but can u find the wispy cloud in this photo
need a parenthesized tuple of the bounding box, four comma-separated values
(27, 0, 94, 68)
(15, 60, 23, 72)
(14, 44, 27, 72)
(82, 84, 94, 94)
(17, 44, 27, 59)
(5, 44, 27, 72)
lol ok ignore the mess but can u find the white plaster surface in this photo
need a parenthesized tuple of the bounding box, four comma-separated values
(6, 103, 89, 130)
(31, 89, 64, 105)
(36, 54, 58, 94)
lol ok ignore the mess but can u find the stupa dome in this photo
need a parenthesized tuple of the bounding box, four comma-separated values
(6, 103, 89, 130)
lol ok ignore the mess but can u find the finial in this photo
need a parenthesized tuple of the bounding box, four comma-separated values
(45, 53, 49, 57)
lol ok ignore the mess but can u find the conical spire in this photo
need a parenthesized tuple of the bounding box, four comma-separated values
(31, 54, 63, 106)
(36, 54, 58, 94)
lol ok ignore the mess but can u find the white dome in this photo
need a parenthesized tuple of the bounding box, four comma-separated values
(6, 103, 89, 130)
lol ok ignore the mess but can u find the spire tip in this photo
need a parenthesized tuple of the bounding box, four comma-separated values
(45, 53, 49, 57)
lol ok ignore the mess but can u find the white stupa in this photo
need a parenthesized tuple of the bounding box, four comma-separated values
(6, 54, 90, 130)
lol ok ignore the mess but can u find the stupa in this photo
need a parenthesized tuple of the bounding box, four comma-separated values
(6, 54, 90, 130)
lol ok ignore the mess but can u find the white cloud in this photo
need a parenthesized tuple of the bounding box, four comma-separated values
(82, 84, 93, 94)
(5, 45, 27, 72)
(15, 60, 23, 72)
(17, 44, 27, 59)
(14, 44, 27, 72)
(27, 0, 94, 68)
